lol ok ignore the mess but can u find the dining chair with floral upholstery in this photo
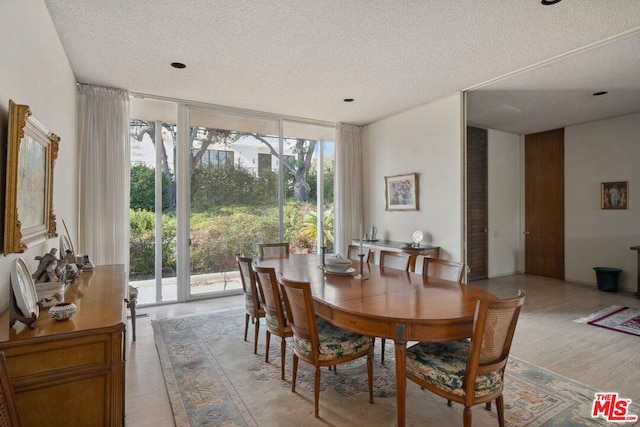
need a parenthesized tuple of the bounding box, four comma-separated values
(253, 265, 293, 380)
(258, 242, 290, 259)
(405, 290, 526, 427)
(236, 256, 265, 354)
(422, 258, 465, 283)
(377, 250, 411, 362)
(279, 276, 374, 418)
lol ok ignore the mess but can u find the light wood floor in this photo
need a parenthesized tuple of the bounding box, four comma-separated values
(124, 274, 640, 426)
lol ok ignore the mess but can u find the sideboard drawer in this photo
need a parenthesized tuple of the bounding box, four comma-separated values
(4, 332, 114, 381)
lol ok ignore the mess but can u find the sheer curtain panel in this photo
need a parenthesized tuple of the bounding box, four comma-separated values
(334, 123, 363, 256)
(77, 84, 130, 266)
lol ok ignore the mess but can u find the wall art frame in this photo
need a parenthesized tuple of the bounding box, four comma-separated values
(4, 100, 59, 255)
(385, 172, 419, 211)
(601, 181, 628, 210)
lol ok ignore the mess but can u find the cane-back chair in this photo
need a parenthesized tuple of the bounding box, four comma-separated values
(405, 291, 526, 427)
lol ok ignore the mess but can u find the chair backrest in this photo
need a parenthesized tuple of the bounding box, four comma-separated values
(0, 351, 22, 427)
(253, 265, 288, 333)
(236, 256, 262, 312)
(259, 242, 290, 259)
(279, 277, 319, 359)
(347, 245, 371, 263)
(379, 250, 410, 271)
(465, 290, 526, 397)
(422, 258, 465, 282)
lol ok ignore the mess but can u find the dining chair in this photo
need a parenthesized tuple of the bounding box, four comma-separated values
(379, 250, 410, 271)
(405, 290, 526, 427)
(258, 242, 290, 259)
(0, 351, 23, 427)
(236, 256, 265, 354)
(253, 265, 293, 380)
(422, 258, 465, 283)
(377, 250, 410, 362)
(347, 244, 371, 263)
(279, 276, 374, 418)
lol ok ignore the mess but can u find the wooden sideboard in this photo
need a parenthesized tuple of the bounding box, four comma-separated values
(0, 264, 126, 426)
(352, 239, 440, 272)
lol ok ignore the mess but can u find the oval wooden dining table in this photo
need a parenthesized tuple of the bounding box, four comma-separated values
(256, 253, 496, 427)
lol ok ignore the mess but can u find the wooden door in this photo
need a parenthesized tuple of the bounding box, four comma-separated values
(466, 126, 488, 281)
(525, 129, 564, 278)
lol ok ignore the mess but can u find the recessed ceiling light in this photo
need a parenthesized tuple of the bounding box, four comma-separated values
(343, 98, 354, 102)
(171, 62, 186, 69)
(593, 91, 608, 96)
(541, 0, 562, 4)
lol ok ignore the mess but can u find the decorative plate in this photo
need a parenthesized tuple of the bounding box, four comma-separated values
(11, 258, 40, 319)
(324, 268, 356, 276)
(412, 230, 424, 244)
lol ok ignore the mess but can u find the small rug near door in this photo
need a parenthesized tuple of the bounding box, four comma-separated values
(153, 309, 640, 426)
(574, 305, 640, 337)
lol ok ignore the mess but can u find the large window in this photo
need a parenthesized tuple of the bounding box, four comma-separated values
(129, 98, 335, 305)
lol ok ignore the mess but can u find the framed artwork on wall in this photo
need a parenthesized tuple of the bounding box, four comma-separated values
(385, 173, 419, 211)
(601, 181, 628, 209)
(4, 100, 59, 254)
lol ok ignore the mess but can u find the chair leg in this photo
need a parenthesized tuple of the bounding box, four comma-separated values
(280, 338, 286, 381)
(253, 317, 260, 354)
(265, 330, 271, 363)
(381, 338, 386, 363)
(244, 314, 250, 342)
(485, 401, 492, 410)
(463, 406, 472, 427)
(496, 395, 505, 427)
(125, 297, 137, 342)
(291, 355, 298, 393)
(447, 400, 452, 407)
(314, 366, 321, 418)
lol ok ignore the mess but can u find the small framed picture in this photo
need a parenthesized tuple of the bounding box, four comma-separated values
(385, 173, 419, 211)
(601, 181, 628, 209)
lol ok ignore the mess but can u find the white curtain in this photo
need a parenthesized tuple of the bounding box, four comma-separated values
(77, 84, 130, 266)
(334, 123, 363, 256)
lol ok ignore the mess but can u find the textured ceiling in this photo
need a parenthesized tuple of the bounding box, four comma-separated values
(44, 0, 640, 133)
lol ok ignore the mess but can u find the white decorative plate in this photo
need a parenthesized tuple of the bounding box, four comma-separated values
(11, 258, 40, 319)
(412, 230, 424, 244)
(324, 268, 356, 276)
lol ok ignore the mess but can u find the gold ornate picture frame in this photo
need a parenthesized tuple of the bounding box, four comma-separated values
(4, 101, 58, 254)
(385, 172, 419, 211)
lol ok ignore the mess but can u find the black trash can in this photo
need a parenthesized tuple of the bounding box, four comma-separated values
(593, 267, 622, 292)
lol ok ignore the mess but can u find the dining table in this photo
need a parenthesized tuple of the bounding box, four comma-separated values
(255, 253, 496, 427)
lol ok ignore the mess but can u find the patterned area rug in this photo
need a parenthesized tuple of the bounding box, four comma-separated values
(575, 306, 640, 337)
(153, 309, 640, 426)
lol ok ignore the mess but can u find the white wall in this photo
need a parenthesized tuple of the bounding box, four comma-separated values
(0, 1, 78, 311)
(565, 113, 640, 292)
(487, 129, 523, 277)
(361, 93, 464, 261)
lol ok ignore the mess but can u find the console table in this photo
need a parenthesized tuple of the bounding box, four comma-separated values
(352, 239, 440, 272)
(0, 264, 126, 426)
(631, 246, 640, 298)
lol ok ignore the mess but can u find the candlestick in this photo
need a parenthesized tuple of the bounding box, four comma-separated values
(359, 223, 363, 254)
(355, 253, 368, 280)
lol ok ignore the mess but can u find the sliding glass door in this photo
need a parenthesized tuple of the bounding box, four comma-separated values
(129, 98, 179, 304)
(129, 97, 335, 305)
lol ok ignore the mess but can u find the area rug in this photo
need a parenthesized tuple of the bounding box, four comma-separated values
(574, 306, 640, 337)
(153, 309, 640, 426)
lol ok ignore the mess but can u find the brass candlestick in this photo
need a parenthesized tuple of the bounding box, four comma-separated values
(355, 253, 368, 280)
(318, 246, 327, 269)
